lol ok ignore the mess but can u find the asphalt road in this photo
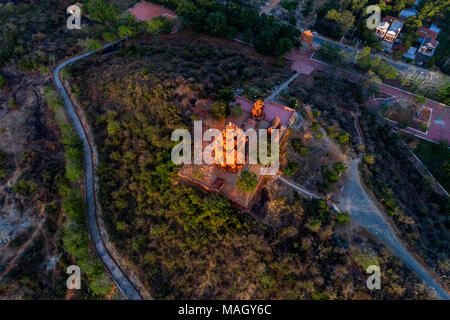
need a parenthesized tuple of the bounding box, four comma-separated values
(338, 157, 449, 300)
(53, 45, 142, 300)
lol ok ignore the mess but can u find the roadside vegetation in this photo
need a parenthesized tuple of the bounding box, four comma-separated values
(0, 149, 7, 180)
(44, 87, 84, 182)
(237, 171, 258, 192)
(154, 0, 300, 55)
(359, 109, 450, 284)
(43, 86, 114, 298)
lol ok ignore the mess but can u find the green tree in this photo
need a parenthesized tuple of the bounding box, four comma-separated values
(336, 211, 350, 225)
(87, 39, 102, 51)
(210, 101, 229, 119)
(436, 83, 450, 105)
(357, 46, 372, 70)
(62, 188, 85, 223)
(205, 11, 228, 37)
(338, 133, 350, 145)
(231, 104, 243, 117)
(326, 170, 339, 182)
(85, 0, 120, 24)
(145, 18, 165, 34)
(283, 161, 299, 176)
(0, 149, 6, 179)
(236, 171, 258, 193)
(275, 38, 293, 56)
(118, 25, 137, 39)
(13, 179, 38, 196)
(333, 162, 347, 174)
(363, 153, 375, 165)
(318, 43, 342, 64)
(102, 32, 117, 43)
(291, 138, 309, 156)
(373, 60, 398, 80)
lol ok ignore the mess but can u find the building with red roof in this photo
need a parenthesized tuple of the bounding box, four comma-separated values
(128, 1, 177, 22)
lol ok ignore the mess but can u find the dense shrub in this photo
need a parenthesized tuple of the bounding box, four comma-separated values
(236, 170, 258, 192)
(291, 138, 310, 156)
(283, 161, 300, 176)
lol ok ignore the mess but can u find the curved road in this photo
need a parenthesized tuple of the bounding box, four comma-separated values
(338, 158, 449, 300)
(54, 45, 142, 300)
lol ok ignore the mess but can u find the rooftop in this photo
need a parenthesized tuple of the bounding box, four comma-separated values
(429, 24, 441, 34)
(399, 9, 418, 19)
(403, 47, 417, 60)
(128, 1, 176, 21)
(388, 20, 404, 35)
(377, 21, 390, 30)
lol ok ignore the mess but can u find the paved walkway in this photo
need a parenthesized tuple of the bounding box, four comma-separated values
(278, 176, 321, 199)
(53, 44, 142, 300)
(265, 72, 300, 102)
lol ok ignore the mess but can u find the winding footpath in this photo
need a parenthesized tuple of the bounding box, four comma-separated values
(53, 45, 142, 300)
(338, 158, 449, 300)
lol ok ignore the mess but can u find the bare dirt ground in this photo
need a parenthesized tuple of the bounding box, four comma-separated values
(0, 67, 66, 298)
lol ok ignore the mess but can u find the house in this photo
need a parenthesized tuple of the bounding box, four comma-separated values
(381, 17, 404, 51)
(416, 26, 439, 62)
(374, 16, 404, 43)
(418, 37, 439, 57)
(127, 1, 177, 22)
(399, 9, 418, 19)
(417, 26, 439, 40)
(375, 20, 390, 38)
(403, 47, 417, 60)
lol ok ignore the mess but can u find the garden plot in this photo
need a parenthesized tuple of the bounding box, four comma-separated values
(381, 99, 431, 133)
